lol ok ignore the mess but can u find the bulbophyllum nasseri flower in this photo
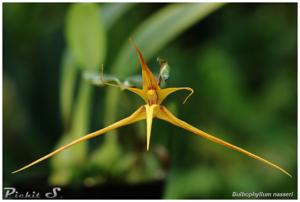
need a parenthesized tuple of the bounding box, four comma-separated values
(13, 40, 291, 178)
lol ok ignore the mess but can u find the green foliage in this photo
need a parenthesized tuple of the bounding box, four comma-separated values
(59, 52, 77, 126)
(66, 3, 106, 69)
(111, 3, 224, 77)
(102, 3, 135, 30)
(164, 166, 220, 199)
(3, 3, 297, 199)
(50, 3, 106, 185)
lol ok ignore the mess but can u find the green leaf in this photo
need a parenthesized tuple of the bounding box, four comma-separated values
(51, 4, 107, 185)
(101, 3, 135, 30)
(59, 51, 77, 125)
(59, 1, 129, 130)
(112, 3, 224, 77)
(66, 3, 106, 69)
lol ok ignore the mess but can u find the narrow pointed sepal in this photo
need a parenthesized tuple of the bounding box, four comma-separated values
(12, 106, 146, 174)
(156, 106, 292, 177)
(126, 87, 147, 103)
(145, 104, 158, 151)
(129, 39, 160, 91)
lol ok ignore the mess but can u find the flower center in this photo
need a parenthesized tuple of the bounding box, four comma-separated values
(147, 89, 158, 105)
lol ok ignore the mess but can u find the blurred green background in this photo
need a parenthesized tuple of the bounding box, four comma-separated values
(3, 3, 297, 199)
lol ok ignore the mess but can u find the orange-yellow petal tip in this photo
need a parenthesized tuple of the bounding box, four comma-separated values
(129, 39, 159, 90)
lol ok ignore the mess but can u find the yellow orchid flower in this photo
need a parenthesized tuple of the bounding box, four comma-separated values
(13, 40, 291, 178)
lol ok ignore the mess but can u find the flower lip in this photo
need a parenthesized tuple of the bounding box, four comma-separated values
(146, 89, 159, 105)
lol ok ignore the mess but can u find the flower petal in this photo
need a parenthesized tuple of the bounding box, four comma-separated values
(156, 106, 291, 177)
(12, 106, 146, 174)
(130, 39, 160, 91)
(145, 104, 158, 150)
(126, 87, 147, 102)
(159, 87, 194, 104)
(97, 72, 147, 103)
